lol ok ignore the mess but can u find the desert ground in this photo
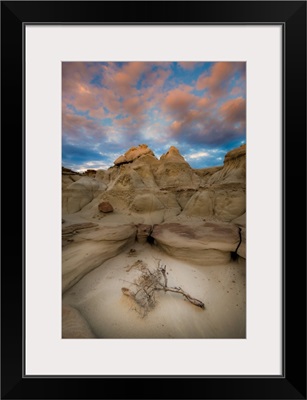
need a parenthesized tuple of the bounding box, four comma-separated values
(62, 144, 246, 338)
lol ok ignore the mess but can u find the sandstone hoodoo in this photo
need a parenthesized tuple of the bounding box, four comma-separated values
(160, 145, 187, 163)
(62, 143, 246, 338)
(114, 144, 156, 165)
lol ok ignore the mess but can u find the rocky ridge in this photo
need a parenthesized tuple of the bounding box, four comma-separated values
(62, 144, 246, 293)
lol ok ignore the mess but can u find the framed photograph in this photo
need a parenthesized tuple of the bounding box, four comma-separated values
(1, 1, 306, 399)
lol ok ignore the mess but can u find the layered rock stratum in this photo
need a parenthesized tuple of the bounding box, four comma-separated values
(62, 144, 246, 338)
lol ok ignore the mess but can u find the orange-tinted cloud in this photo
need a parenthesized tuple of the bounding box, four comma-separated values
(230, 86, 244, 96)
(169, 109, 205, 135)
(62, 111, 101, 138)
(62, 62, 246, 171)
(113, 62, 150, 95)
(219, 97, 246, 124)
(122, 96, 144, 117)
(89, 107, 106, 119)
(72, 86, 99, 111)
(196, 62, 245, 96)
(144, 67, 171, 87)
(197, 97, 210, 108)
(99, 88, 121, 114)
(163, 89, 198, 115)
(116, 116, 133, 126)
(62, 62, 96, 92)
(178, 62, 199, 70)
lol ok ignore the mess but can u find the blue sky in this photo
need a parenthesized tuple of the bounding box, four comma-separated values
(62, 61, 246, 171)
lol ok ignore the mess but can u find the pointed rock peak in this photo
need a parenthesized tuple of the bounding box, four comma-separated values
(160, 146, 187, 163)
(114, 144, 156, 165)
(169, 146, 181, 154)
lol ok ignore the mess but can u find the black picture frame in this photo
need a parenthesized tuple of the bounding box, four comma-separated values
(1, 1, 306, 399)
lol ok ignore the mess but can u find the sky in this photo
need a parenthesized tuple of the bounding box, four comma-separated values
(62, 61, 246, 171)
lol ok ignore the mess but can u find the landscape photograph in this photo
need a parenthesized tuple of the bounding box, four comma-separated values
(62, 61, 246, 339)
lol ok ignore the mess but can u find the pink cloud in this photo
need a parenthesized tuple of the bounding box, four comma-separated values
(169, 109, 205, 135)
(196, 62, 245, 96)
(116, 116, 133, 126)
(144, 67, 171, 88)
(112, 62, 150, 95)
(178, 62, 199, 70)
(197, 97, 210, 108)
(62, 111, 101, 139)
(89, 107, 106, 119)
(176, 83, 194, 92)
(62, 62, 96, 92)
(122, 96, 144, 117)
(72, 86, 99, 111)
(99, 87, 121, 114)
(219, 97, 246, 124)
(162, 85, 215, 137)
(170, 120, 183, 133)
(62, 63, 103, 106)
(163, 89, 198, 115)
(230, 86, 244, 96)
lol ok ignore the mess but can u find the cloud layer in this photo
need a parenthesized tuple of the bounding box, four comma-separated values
(62, 62, 246, 170)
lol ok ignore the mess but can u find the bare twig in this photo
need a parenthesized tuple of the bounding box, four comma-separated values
(121, 260, 205, 316)
(155, 287, 205, 309)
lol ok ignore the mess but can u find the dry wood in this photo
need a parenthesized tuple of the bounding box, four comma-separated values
(121, 260, 205, 316)
(155, 286, 205, 309)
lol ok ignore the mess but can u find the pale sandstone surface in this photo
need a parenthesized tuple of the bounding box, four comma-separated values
(62, 144, 246, 338)
(62, 224, 137, 292)
(237, 227, 246, 259)
(62, 177, 106, 214)
(232, 212, 246, 227)
(63, 244, 246, 338)
(152, 221, 240, 265)
(62, 305, 96, 338)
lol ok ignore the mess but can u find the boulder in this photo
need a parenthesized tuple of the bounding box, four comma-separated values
(98, 201, 114, 213)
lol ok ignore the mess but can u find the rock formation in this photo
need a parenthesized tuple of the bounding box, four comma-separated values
(62, 143, 246, 289)
(98, 201, 114, 213)
(62, 143, 246, 338)
(114, 144, 155, 165)
(62, 224, 137, 292)
(152, 221, 240, 265)
(62, 305, 96, 338)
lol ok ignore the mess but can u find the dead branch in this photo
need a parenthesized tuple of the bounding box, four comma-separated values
(155, 286, 204, 309)
(121, 260, 205, 316)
